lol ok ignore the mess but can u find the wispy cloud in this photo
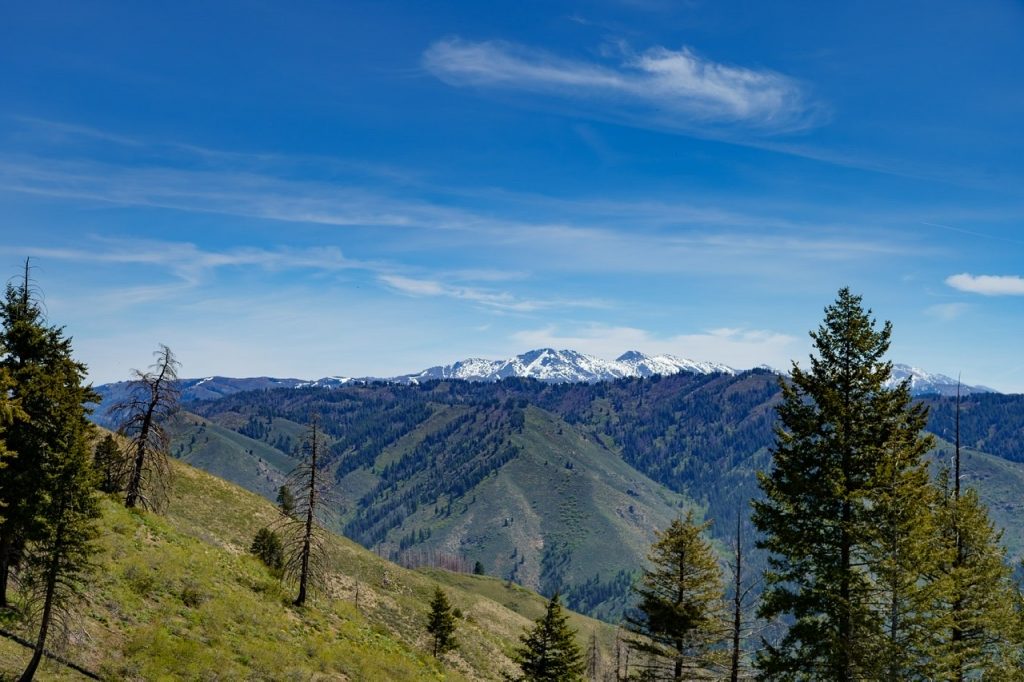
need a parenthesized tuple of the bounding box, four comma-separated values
(511, 324, 800, 369)
(379, 274, 606, 312)
(925, 302, 970, 320)
(423, 38, 820, 134)
(1, 240, 366, 307)
(946, 273, 1024, 296)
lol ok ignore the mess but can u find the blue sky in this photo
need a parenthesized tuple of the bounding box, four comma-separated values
(1, 1, 1023, 389)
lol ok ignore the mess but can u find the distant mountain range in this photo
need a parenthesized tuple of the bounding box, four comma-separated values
(92, 348, 999, 413)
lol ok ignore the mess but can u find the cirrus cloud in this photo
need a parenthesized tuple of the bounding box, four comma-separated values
(423, 38, 821, 135)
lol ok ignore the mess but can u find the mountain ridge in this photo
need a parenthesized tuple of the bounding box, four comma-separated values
(93, 349, 1000, 411)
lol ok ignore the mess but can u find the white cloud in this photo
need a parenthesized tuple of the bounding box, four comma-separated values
(1, 240, 365, 307)
(945, 273, 1024, 296)
(510, 324, 800, 369)
(423, 38, 819, 134)
(378, 274, 606, 312)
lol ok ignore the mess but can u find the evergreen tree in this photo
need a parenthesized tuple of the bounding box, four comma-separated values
(931, 480, 1024, 678)
(276, 484, 295, 517)
(0, 365, 25, 524)
(110, 344, 180, 511)
(752, 288, 934, 680)
(17, 399, 99, 682)
(0, 261, 98, 608)
(926, 388, 1024, 678)
(93, 434, 124, 494)
(0, 262, 100, 680)
(624, 510, 726, 680)
(250, 527, 284, 571)
(426, 586, 458, 657)
(512, 593, 585, 681)
(860, 413, 944, 681)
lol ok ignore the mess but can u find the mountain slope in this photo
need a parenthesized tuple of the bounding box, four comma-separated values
(0, 459, 617, 681)
(164, 371, 1024, 620)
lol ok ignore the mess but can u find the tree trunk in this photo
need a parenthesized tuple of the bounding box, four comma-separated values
(124, 404, 155, 508)
(0, 532, 12, 608)
(730, 512, 742, 682)
(294, 421, 318, 607)
(18, 532, 59, 682)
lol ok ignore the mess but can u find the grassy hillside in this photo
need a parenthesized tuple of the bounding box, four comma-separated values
(173, 373, 1024, 622)
(177, 399, 692, 620)
(379, 406, 690, 620)
(0, 459, 616, 681)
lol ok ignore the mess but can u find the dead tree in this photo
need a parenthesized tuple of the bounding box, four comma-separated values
(281, 415, 331, 606)
(728, 506, 762, 681)
(111, 345, 180, 511)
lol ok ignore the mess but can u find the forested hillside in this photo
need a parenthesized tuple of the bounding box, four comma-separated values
(145, 368, 1024, 622)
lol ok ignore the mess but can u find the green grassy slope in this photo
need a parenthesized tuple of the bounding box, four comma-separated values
(170, 413, 296, 499)
(379, 407, 690, 620)
(0, 459, 616, 681)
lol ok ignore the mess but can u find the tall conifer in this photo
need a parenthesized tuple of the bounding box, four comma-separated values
(752, 288, 934, 680)
(0, 261, 98, 609)
(931, 389, 1024, 678)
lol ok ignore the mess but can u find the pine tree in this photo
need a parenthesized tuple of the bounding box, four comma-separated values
(93, 434, 123, 494)
(0, 261, 98, 609)
(861, 413, 943, 680)
(17, 399, 99, 682)
(624, 510, 726, 680)
(513, 593, 585, 681)
(110, 344, 180, 511)
(426, 586, 458, 657)
(752, 288, 934, 680)
(931, 390, 1024, 678)
(276, 484, 295, 517)
(931, 479, 1024, 678)
(0, 364, 25, 524)
(0, 262, 100, 680)
(250, 527, 284, 571)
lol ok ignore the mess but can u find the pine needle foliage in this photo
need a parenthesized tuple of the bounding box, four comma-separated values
(0, 262, 100, 681)
(110, 344, 180, 512)
(752, 288, 936, 680)
(250, 527, 284, 572)
(16, 403, 100, 681)
(92, 434, 123, 494)
(276, 485, 296, 517)
(624, 510, 727, 680)
(512, 593, 585, 681)
(0, 261, 98, 609)
(932, 470, 1024, 679)
(426, 586, 458, 657)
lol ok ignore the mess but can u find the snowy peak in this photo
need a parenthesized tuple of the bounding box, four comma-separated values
(395, 348, 736, 384)
(887, 364, 996, 397)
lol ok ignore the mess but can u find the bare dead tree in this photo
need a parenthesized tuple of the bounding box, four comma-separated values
(110, 345, 180, 511)
(728, 504, 765, 682)
(280, 415, 333, 606)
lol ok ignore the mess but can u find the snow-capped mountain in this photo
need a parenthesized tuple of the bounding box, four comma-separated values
(395, 348, 736, 384)
(886, 364, 996, 397)
(92, 352, 1000, 415)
